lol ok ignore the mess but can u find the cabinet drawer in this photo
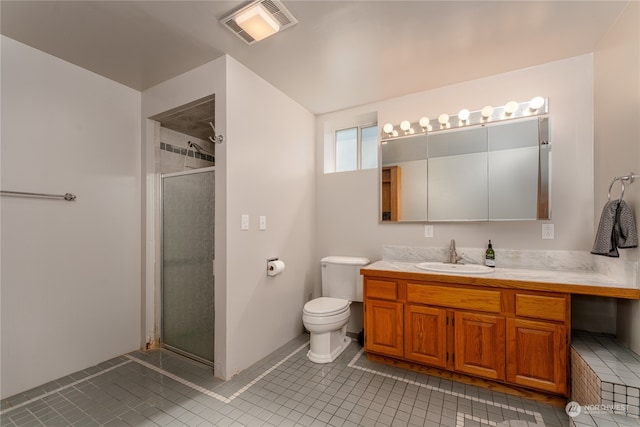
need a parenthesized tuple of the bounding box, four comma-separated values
(515, 294, 567, 322)
(407, 284, 501, 312)
(366, 279, 398, 300)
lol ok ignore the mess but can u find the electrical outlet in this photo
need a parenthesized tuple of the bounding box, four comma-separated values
(424, 225, 434, 238)
(241, 214, 249, 230)
(542, 223, 554, 239)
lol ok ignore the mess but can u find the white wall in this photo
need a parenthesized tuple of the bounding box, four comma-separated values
(316, 55, 594, 258)
(593, 2, 640, 352)
(317, 54, 595, 256)
(0, 36, 141, 398)
(225, 57, 315, 377)
(316, 55, 595, 332)
(142, 55, 315, 380)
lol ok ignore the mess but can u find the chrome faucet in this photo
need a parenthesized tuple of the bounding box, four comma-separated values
(446, 239, 463, 264)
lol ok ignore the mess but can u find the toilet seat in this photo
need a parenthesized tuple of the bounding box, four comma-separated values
(303, 297, 349, 317)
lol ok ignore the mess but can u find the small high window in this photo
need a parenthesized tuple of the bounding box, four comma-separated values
(331, 124, 378, 173)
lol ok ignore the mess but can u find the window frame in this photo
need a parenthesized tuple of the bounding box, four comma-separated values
(333, 122, 378, 173)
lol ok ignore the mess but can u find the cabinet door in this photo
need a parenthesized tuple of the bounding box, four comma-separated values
(365, 300, 403, 357)
(454, 312, 505, 380)
(404, 305, 447, 368)
(506, 318, 567, 395)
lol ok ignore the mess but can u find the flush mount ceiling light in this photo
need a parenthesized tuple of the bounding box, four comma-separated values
(236, 4, 279, 41)
(221, 0, 298, 45)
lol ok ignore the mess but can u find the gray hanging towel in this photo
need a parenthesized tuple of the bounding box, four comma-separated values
(616, 199, 638, 249)
(591, 199, 638, 257)
(592, 200, 620, 257)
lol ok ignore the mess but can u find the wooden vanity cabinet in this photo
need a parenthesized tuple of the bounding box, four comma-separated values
(363, 275, 570, 397)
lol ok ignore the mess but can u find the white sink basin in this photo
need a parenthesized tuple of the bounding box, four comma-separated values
(415, 262, 494, 274)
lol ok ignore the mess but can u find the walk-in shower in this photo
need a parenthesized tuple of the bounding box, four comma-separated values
(161, 167, 215, 365)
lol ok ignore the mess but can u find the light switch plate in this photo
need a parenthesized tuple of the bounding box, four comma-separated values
(424, 225, 434, 238)
(542, 223, 554, 239)
(241, 214, 249, 230)
(259, 216, 266, 230)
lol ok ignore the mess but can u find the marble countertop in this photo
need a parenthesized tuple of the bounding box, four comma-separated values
(362, 260, 640, 298)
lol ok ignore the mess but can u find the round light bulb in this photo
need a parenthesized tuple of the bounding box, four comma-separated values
(458, 109, 470, 121)
(504, 101, 518, 115)
(400, 120, 411, 131)
(529, 96, 545, 111)
(438, 113, 449, 125)
(419, 117, 430, 128)
(383, 123, 394, 134)
(481, 105, 494, 119)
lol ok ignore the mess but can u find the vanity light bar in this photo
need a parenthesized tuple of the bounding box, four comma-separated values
(382, 97, 548, 139)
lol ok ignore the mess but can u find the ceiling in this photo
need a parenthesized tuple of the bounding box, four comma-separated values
(0, 1, 628, 115)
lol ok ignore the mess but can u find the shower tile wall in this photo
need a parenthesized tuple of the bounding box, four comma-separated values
(157, 127, 215, 173)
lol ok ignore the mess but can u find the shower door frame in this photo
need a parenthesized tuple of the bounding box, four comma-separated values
(160, 166, 216, 367)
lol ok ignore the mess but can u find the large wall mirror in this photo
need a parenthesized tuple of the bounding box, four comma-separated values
(380, 116, 550, 222)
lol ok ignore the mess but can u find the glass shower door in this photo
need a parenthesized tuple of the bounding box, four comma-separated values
(162, 167, 215, 365)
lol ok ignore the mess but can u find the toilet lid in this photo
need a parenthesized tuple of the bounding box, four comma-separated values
(321, 256, 370, 266)
(304, 297, 349, 316)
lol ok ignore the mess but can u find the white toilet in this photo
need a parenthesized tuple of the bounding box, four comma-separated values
(302, 255, 370, 363)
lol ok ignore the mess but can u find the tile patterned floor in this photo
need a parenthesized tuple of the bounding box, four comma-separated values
(1, 334, 571, 427)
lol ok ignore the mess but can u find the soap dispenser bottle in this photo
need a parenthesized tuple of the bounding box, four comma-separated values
(485, 240, 495, 267)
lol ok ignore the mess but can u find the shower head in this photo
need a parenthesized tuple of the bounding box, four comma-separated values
(187, 140, 214, 156)
(188, 141, 203, 153)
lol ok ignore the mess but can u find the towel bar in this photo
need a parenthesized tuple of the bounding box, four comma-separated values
(0, 190, 77, 201)
(607, 172, 638, 201)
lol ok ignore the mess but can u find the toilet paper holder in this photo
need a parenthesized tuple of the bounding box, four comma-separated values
(266, 257, 285, 277)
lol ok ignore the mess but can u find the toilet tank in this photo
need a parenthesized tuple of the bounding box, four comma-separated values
(321, 256, 370, 302)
